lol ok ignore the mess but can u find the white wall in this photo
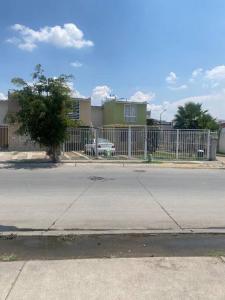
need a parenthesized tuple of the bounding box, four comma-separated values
(0, 100, 8, 124)
(218, 128, 225, 154)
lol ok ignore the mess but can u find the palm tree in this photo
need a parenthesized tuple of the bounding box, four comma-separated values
(174, 102, 218, 130)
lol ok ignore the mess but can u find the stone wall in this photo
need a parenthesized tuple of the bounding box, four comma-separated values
(0, 100, 8, 124)
(8, 125, 44, 151)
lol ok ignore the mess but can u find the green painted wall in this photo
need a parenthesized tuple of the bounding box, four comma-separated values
(103, 100, 146, 126)
(103, 100, 115, 125)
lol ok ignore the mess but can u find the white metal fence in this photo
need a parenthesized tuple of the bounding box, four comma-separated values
(0, 125, 212, 160)
(218, 128, 225, 154)
(63, 127, 211, 161)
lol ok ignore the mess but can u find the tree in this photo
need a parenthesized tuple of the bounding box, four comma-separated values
(9, 64, 74, 162)
(174, 102, 219, 130)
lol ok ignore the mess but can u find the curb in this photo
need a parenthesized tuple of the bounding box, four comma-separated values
(0, 160, 224, 170)
(1, 228, 225, 238)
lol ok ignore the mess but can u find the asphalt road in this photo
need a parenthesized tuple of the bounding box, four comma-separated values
(0, 164, 225, 232)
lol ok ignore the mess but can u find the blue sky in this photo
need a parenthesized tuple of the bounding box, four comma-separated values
(1, 0, 225, 120)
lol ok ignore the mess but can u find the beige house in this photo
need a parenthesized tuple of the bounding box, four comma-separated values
(69, 98, 92, 126)
(7, 95, 92, 127)
(91, 106, 103, 127)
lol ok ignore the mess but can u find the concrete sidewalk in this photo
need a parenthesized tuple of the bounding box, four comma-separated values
(0, 151, 49, 162)
(0, 151, 224, 169)
(1, 257, 225, 300)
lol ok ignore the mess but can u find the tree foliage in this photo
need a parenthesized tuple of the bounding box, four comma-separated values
(174, 102, 219, 130)
(9, 64, 75, 161)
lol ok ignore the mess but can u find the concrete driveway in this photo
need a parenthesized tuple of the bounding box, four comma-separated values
(0, 164, 225, 232)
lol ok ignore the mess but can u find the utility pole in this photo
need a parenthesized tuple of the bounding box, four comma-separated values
(160, 109, 167, 129)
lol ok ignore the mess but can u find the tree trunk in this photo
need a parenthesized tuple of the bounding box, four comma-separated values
(47, 145, 61, 163)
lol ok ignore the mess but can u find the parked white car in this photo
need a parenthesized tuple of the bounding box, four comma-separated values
(84, 138, 116, 156)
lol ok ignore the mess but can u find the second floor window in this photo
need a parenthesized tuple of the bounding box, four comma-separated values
(68, 100, 80, 120)
(124, 104, 137, 123)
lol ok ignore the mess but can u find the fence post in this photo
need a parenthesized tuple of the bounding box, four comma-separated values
(128, 126, 131, 159)
(95, 128, 99, 158)
(144, 126, 147, 160)
(176, 129, 179, 160)
(207, 130, 210, 160)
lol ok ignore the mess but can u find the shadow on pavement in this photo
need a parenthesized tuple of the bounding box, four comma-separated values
(0, 225, 45, 232)
(1, 233, 225, 260)
(1, 160, 58, 170)
(0, 225, 20, 232)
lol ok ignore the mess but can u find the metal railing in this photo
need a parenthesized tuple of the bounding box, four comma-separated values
(218, 128, 225, 154)
(63, 127, 211, 161)
(0, 124, 211, 160)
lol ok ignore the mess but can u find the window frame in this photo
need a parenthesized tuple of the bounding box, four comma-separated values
(68, 100, 80, 120)
(124, 103, 137, 123)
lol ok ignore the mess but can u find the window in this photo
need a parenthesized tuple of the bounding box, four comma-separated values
(124, 104, 137, 123)
(68, 100, 80, 120)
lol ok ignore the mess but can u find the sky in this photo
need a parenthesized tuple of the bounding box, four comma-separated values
(1, 0, 225, 121)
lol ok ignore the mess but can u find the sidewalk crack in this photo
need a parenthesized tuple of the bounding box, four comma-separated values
(5, 261, 26, 300)
(137, 176, 183, 230)
(219, 256, 225, 264)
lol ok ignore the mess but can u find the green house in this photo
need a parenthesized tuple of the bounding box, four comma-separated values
(103, 98, 147, 126)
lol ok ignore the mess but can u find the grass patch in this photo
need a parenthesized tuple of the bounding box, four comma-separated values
(143, 160, 163, 164)
(207, 250, 225, 257)
(217, 152, 225, 157)
(0, 254, 17, 261)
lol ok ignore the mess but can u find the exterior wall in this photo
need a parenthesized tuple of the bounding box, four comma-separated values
(103, 101, 116, 125)
(103, 100, 147, 126)
(8, 97, 20, 114)
(91, 106, 103, 127)
(135, 104, 147, 125)
(0, 100, 8, 124)
(8, 124, 44, 151)
(8, 96, 92, 126)
(79, 99, 91, 126)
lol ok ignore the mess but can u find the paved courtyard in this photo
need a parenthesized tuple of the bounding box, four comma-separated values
(0, 164, 225, 232)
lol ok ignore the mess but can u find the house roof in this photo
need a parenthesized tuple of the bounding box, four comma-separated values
(103, 98, 147, 105)
(72, 97, 91, 102)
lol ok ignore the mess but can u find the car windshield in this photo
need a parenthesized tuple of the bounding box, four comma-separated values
(98, 138, 110, 143)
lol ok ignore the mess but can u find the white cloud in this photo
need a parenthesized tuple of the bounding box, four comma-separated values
(168, 84, 188, 91)
(188, 65, 225, 88)
(148, 103, 163, 112)
(166, 71, 188, 91)
(189, 68, 203, 82)
(0, 92, 7, 100)
(91, 85, 112, 105)
(70, 61, 82, 68)
(66, 82, 86, 98)
(192, 68, 203, 78)
(71, 89, 86, 98)
(161, 90, 225, 121)
(7, 23, 94, 51)
(205, 65, 225, 81)
(166, 72, 177, 84)
(91, 87, 155, 106)
(129, 91, 155, 103)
